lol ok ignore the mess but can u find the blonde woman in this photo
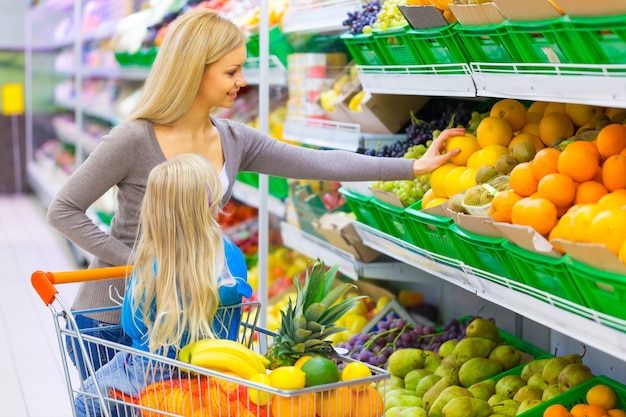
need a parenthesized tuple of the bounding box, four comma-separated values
(74, 153, 252, 417)
(47, 8, 462, 377)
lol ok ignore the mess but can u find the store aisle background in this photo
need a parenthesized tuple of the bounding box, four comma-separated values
(0, 194, 79, 416)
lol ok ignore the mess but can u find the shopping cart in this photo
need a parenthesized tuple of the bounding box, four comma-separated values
(32, 266, 390, 417)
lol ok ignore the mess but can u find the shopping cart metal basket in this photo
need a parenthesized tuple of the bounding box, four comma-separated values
(32, 266, 390, 417)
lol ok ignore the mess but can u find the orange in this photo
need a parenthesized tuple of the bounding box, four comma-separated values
(316, 387, 352, 417)
(583, 404, 609, 417)
(565, 103, 604, 127)
(445, 133, 482, 166)
(539, 112, 575, 146)
(602, 155, 626, 191)
(598, 190, 626, 210)
(608, 409, 626, 417)
(490, 190, 524, 223)
(537, 172, 576, 207)
(570, 203, 603, 243)
(476, 116, 514, 148)
(596, 123, 626, 159)
(532, 148, 561, 181)
(570, 404, 589, 417)
(558, 141, 601, 183)
(430, 0, 452, 11)
(544, 101, 567, 115)
(509, 132, 545, 152)
(522, 121, 542, 136)
(528, 101, 549, 116)
(574, 181, 609, 205)
(588, 208, 626, 254)
(351, 386, 384, 417)
(543, 403, 573, 417)
(248, 373, 273, 406)
(509, 162, 539, 197)
(270, 393, 316, 417)
(511, 196, 558, 236)
(586, 384, 618, 410)
(490, 98, 528, 131)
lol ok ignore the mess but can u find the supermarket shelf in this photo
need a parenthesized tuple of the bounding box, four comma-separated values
(231, 181, 286, 219)
(243, 56, 288, 86)
(282, 115, 405, 151)
(52, 117, 99, 153)
(56, 65, 151, 81)
(27, 162, 66, 210)
(55, 97, 119, 125)
(352, 222, 626, 360)
(281, 0, 361, 34)
(280, 221, 423, 281)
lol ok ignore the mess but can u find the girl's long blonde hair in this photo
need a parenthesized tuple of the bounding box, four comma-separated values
(127, 9, 246, 124)
(131, 153, 224, 353)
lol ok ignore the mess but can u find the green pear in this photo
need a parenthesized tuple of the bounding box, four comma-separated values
(516, 399, 543, 415)
(453, 337, 498, 364)
(465, 318, 502, 343)
(434, 355, 460, 381)
(512, 385, 543, 402)
(404, 369, 432, 392)
(542, 384, 561, 401)
(442, 396, 492, 417)
(398, 395, 423, 408)
(488, 393, 511, 407)
(415, 374, 442, 397)
(423, 351, 443, 373)
(495, 375, 527, 399)
(459, 357, 504, 387)
(541, 355, 582, 385)
(489, 345, 522, 371)
(429, 385, 473, 417)
(439, 340, 459, 358)
(558, 363, 594, 392)
(386, 406, 410, 417)
(422, 376, 452, 413)
(386, 391, 422, 411)
(490, 399, 521, 417)
(526, 372, 548, 391)
(520, 358, 551, 382)
(388, 348, 426, 378)
(381, 375, 405, 396)
(468, 379, 496, 401)
(398, 406, 428, 417)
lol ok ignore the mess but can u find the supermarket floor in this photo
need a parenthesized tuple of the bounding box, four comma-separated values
(0, 193, 79, 416)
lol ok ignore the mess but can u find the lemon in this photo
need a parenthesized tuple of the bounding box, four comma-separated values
(248, 372, 273, 405)
(445, 133, 481, 166)
(300, 357, 341, 387)
(341, 362, 373, 390)
(269, 366, 306, 390)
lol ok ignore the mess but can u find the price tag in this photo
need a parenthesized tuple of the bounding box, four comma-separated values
(2, 83, 24, 115)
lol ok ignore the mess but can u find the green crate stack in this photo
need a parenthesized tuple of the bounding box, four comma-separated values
(369, 197, 417, 245)
(500, 18, 571, 64)
(246, 26, 294, 67)
(407, 22, 469, 65)
(564, 257, 626, 322)
(338, 187, 383, 230)
(502, 241, 587, 307)
(373, 26, 425, 65)
(449, 223, 525, 284)
(557, 14, 626, 64)
(341, 31, 387, 66)
(453, 22, 515, 63)
(404, 201, 464, 260)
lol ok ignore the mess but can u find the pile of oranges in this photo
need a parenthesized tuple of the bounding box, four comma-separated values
(542, 383, 625, 417)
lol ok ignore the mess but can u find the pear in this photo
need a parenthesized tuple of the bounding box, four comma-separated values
(541, 354, 582, 385)
(465, 318, 502, 343)
(526, 372, 548, 391)
(388, 348, 426, 378)
(520, 358, 551, 382)
(442, 396, 492, 417)
(458, 357, 504, 387)
(387, 406, 428, 417)
(434, 355, 459, 380)
(415, 374, 442, 397)
(423, 376, 452, 413)
(429, 385, 473, 417)
(495, 375, 527, 399)
(452, 337, 498, 364)
(488, 393, 511, 407)
(489, 344, 522, 371)
(516, 399, 543, 415)
(558, 363, 594, 392)
(490, 399, 521, 417)
(404, 369, 432, 392)
(423, 351, 443, 373)
(512, 385, 543, 402)
(468, 379, 496, 401)
(438, 340, 459, 358)
(542, 384, 561, 401)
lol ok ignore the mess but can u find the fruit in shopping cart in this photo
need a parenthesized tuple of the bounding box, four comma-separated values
(190, 350, 261, 379)
(265, 259, 365, 369)
(316, 386, 353, 417)
(179, 338, 268, 374)
(352, 385, 385, 417)
(387, 348, 425, 378)
(300, 356, 341, 386)
(248, 372, 273, 406)
(342, 361, 373, 384)
(269, 366, 307, 390)
(270, 392, 316, 417)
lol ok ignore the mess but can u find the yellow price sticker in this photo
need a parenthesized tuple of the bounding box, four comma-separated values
(2, 83, 24, 115)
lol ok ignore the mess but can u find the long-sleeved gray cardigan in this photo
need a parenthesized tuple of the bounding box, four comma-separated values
(47, 117, 414, 324)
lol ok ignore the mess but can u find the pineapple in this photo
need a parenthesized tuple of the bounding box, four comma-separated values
(265, 259, 365, 369)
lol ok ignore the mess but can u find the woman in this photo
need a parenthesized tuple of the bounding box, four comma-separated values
(47, 8, 462, 376)
(74, 153, 252, 417)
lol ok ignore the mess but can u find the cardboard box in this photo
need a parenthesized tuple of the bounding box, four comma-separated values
(447, 208, 507, 238)
(493, 0, 562, 21)
(313, 212, 383, 263)
(290, 182, 350, 241)
(492, 221, 562, 257)
(555, 0, 626, 17)
(398, 5, 450, 29)
(449, 2, 506, 25)
(552, 239, 626, 275)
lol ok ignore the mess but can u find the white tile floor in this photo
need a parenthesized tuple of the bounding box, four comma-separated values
(0, 194, 80, 416)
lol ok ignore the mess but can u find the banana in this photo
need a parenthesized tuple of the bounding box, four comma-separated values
(190, 351, 259, 379)
(253, 351, 271, 369)
(178, 343, 193, 363)
(187, 339, 267, 374)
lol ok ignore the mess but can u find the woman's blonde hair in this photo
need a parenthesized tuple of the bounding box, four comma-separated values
(127, 9, 246, 124)
(131, 153, 224, 353)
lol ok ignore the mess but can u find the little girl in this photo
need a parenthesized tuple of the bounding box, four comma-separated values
(74, 153, 252, 417)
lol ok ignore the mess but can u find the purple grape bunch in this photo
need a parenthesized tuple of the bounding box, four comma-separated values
(342, 0, 382, 35)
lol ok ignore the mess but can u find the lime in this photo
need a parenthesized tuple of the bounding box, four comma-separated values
(294, 355, 314, 369)
(268, 366, 306, 390)
(300, 356, 341, 387)
(247, 372, 273, 405)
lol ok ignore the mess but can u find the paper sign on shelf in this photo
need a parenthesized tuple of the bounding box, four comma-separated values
(2, 83, 24, 116)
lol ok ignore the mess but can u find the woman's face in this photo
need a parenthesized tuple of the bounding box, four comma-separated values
(199, 44, 248, 108)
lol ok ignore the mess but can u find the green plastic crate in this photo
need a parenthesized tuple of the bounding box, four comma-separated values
(453, 22, 515, 63)
(557, 14, 626, 64)
(517, 375, 626, 417)
(500, 18, 570, 64)
(449, 223, 525, 284)
(338, 187, 382, 230)
(373, 26, 424, 65)
(246, 26, 294, 67)
(236, 172, 289, 200)
(407, 22, 469, 65)
(370, 197, 416, 245)
(502, 241, 587, 307)
(341, 31, 386, 66)
(404, 201, 464, 260)
(565, 257, 626, 321)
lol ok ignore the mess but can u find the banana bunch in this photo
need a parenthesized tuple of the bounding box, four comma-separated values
(178, 339, 269, 379)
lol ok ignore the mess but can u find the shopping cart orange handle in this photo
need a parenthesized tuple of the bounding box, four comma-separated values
(31, 265, 133, 306)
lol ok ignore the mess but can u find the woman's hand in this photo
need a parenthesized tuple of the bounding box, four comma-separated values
(412, 127, 465, 177)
